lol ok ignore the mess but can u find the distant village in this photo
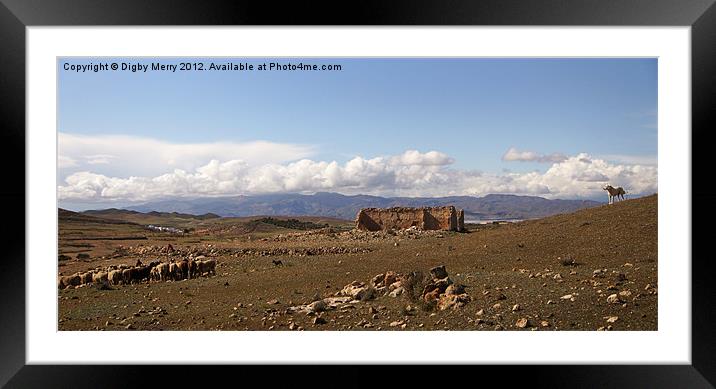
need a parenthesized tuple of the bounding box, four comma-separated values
(145, 224, 185, 234)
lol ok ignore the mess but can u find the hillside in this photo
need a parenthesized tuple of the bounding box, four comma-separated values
(58, 208, 138, 225)
(59, 194, 657, 331)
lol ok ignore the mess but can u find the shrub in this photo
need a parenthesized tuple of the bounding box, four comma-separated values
(401, 270, 436, 312)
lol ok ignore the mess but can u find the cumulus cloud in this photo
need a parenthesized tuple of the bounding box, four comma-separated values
(58, 150, 658, 202)
(502, 147, 568, 163)
(58, 132, 316, 178)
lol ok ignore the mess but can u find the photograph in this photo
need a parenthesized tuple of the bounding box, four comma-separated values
(2, 0, 711, 383)
(56, 57, 659, 332)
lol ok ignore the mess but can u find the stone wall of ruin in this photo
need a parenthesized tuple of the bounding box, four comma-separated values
(355, 206, 464, 232)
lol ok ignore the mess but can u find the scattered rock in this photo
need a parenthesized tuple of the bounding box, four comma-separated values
(515, 318, 532, 328)
(606, 316, 619, 323)
(512, 304, 521, 312)
(313, 317, 327, 325)
(607, 294, 622, 304)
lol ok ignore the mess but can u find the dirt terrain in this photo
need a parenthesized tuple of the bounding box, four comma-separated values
(58, 195, 657, 331)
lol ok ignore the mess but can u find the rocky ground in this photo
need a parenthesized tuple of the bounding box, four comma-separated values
(58, 194, 657, 331)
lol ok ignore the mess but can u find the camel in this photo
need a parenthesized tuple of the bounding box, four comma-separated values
(603, 185, 626, 204)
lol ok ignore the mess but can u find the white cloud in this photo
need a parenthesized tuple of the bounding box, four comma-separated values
(84, 154, 117, 165)
(58, 155, 78, 168)
(502, 147, 567, 163)
(58, 132, 316, 178)
(58, 150, 658, 202)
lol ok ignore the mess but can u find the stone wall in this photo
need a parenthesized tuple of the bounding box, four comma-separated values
(355, 206, 465, 232)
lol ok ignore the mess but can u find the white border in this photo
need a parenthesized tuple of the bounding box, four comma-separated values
(27, 27, 690, 364)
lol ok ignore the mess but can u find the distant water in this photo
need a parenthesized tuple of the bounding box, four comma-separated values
(465, 218, 525, 225)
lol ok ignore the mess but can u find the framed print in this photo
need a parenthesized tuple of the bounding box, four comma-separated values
(2, 0, 715, 387)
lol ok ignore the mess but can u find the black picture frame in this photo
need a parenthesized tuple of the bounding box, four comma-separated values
(1, 0, 714, 387)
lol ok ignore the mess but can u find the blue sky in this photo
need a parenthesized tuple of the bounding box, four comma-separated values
(57, 57, 657, 206)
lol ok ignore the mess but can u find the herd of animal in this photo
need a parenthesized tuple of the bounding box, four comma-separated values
(57, 256, 217, 289)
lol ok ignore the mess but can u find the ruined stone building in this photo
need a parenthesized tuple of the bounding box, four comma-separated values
(355, 206, 465, 232)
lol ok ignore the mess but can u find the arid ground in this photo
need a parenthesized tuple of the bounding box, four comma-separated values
(58, 194, 657, 331)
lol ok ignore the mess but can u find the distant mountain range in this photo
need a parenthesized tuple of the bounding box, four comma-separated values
(118, 192, 603, 221)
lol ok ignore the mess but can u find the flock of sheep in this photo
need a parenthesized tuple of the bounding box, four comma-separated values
(58, 256, 217, 289)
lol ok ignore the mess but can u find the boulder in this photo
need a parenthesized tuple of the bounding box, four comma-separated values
(340, 281, 375, 301)
(430, 265, 449, 280)
(388, 287, 405, 298)
(445, 284, 465, 296)
(423, 289, 442, 303)
(307, 300, 327, 313)
(371, 273, 385, 287)
(437, 293, 471, 310)
(384, 271, 399, 287)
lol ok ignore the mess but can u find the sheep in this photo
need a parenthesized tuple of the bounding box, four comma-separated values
(195, 260, 206, 277)
(155, 263, 169, 281)
(92, 271, 109, 285)
(58, 273, 81, 289)
(204, 259, 216, 276)
(131, 265, 153, 283)
(177, 260, 189, 279)
(196, 259, 217, 277)
(108, 270, 123, 285)
(122, 268, 133, 284)
(79, 271, 94, 285)
(169, 263, 183, 281)
(188, 259, 197, 279)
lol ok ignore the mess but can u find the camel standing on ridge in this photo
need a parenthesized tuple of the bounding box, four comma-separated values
(603, 185, 626, 204)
